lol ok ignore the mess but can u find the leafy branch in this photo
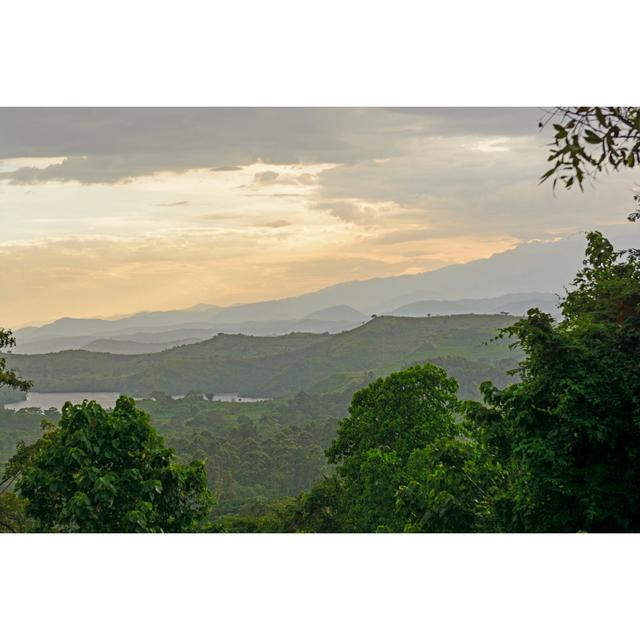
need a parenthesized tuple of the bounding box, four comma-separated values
(540, 107, 640, 221)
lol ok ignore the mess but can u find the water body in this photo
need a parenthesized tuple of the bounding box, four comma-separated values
(4, 391, 123, 411)
(171, 393, 270, 403)
(211, 393, 269, 403)
(4, 391, 271, 411)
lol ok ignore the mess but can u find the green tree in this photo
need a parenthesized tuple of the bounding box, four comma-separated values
(540, 107, 640, 220)
(466, 232, 640, 531)
(0, 328, 32, 532)
(294, 476, 346, 533)
(396, 436, 502, 533)
(15, 396, 214, 532)
(0, 329, 32, 393)
(323, 364, 463, 532)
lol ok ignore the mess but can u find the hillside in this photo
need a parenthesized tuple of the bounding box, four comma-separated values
(6, 315, 519, 399)
(13, 309, 363, 354)
(83, 337, 204, 354)
(391, 292, 560, 317)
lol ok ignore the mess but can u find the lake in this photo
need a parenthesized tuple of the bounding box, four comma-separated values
(4, 391, 271, 411)
(4, 391, 123, 411)
(171, 393, 270, 403)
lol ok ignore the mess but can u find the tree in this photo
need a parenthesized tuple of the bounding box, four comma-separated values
(294, 476, 347, 533)
(540, 107, 640, 220)
(323, 364, 463, 532)
(0, 328, 32, 532)
(0, 329, 32, 393)
(466, 232, 640, 531)
(396, 435, 502, 533)
(15, 396, 214, 532)
(285, 363, 503, 533)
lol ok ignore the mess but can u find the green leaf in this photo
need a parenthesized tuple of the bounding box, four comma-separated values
(553, 124, 567, 139)
(584, 130, 602, 144)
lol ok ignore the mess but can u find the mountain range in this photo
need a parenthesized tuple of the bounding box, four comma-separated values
(10, 227, 640, 355)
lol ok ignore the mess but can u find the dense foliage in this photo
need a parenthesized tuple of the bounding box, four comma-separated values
(0, 355, 514, 526)
(241, 231, 640, 532)
(0, 329, 31, 393)
(542, 107, 640, 220)
(14, 397, 213, 532)
(322, 365, 460, 532)
(0, 390, 350, 524)
(0, 328, 33, 532)
(158, 391, 346, 516)
(0, 320, 516, 529)
(467, 231, 640, 531)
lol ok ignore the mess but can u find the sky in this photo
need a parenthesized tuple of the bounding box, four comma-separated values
(1, 107, 637, 327)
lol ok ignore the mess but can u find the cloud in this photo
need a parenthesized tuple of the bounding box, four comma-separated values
(252, 169, 318, 188)
(157, 200, 189, 207)
(242, 192, 305, 198)
(312, 197, 423, 227)
(315, 133, 639, 239)
(10, 107, 618, 244)
(269, 254, 408, 280)
(0, 108, 544, 185)
(314, 199, 378, 225)
(3, 107, 638, 326)
(254, 219, 292, 228)
(368, 227, 436, 245)
(0, 155, 168, 185)
(254, 170, 280, 184)
(386, 107, 544, 137)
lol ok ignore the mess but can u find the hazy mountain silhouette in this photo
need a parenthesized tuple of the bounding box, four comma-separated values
(390, 293, 560, 318)
(12, 227, 639, 354)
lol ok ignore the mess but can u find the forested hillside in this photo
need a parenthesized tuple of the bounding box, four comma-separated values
(5, 314, 518, 397)
(1, 314, 519, 522)
(0, 390, 351, 519)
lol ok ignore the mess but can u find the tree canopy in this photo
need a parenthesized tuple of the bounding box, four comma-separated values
(0, 329, 32, 392)
(466, 231, 640, 531)
(309, 364, 471, 532)
(14, 396, 213, 532)
(0, 328, 33, 532)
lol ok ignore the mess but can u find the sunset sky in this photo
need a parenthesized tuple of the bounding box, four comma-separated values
(1, 107, 636, 327)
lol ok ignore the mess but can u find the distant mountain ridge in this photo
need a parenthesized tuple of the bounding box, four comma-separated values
(390, 292, 560, 318)
(15, 304, 222, 341)
(11, 227, 640, 355)
(83, 338, 204, 355)
(302, 305, 367, 323)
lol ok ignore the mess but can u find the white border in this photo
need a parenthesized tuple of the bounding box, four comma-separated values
(2, 533, 638, 639)
(1, 0, 638, 105)
(2, 0, 639, 637)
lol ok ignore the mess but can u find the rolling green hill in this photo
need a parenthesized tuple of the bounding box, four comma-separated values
(5, 314, 519, 399)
